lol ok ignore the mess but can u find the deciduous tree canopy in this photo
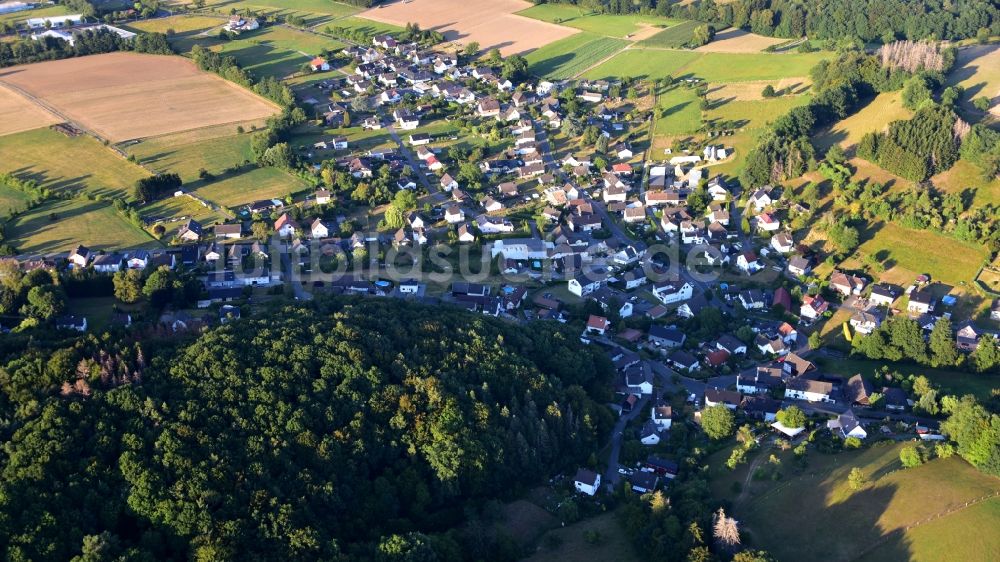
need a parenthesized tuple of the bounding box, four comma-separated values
(0, 299, 614, 560)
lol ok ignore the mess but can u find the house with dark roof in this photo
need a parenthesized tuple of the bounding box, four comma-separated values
(628, 471, 659, 494)
(668, 349, 699, 373)
(882, 387, 908, 411)
(737, 365, 784, 395)
(740, 395, 781, 422)
(704, 388, 741, 410)
(648, 325, 685, 348)
(573, 468, 601, 496)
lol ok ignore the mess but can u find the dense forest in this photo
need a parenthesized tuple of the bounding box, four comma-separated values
(0, 299, 615, 561)
(535, 0, 1000, 42)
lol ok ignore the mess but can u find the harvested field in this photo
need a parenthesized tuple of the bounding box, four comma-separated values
(359, 0, 578, 56)
(695, 27, 785, 52)
(0, 4, 67, 27)
(706, 78, 811, 101)
(0, 52, 280, 142)
(0, 83, 58, 136)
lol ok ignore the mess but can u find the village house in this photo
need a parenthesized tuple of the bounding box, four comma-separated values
(215, 224, 242, 240)
(481, 196, 503, 213)
(92, 253, 122, 273)
(622, 205, 646, 223)
(748, 188, 773, 211)
(956, 322, 981, 351)
(737, 365, 784, 395)
(310, 219, 330, 239)
(846, 374, 874, 406)
(178, 219, 203, 242)
(456, 224, 475, 243)
(640, 421, 662, 445)
(309, 57, 330, 72)
(800, 295, 829, 320)
(652, 280, 693, 305)
(850, 310, 882, 335)
(444, 206, 465, 224)
(476, 215, 514, 234)
(573, 469, 601, 496)
(908, 289, 935, 315)
(585, 314, 610, 336)
(738, 289, 766, 310)
(869, 284, 899, 307)
(770, 232, 794, 253)
(648, 325, 686, 348)
(668, 350, 699, 373)
(829, 409, 867, 439)
(568, 271, 606, 297)
(787, 255, 812, 277)
(275, 214, 298, 238)
(126, 250, 149, 270)
(623, 364, 653, 395)
(741, 396, 781, 422)
(736, 251, 762, 274)
(784, 378, 834, 403)
(830, 271, 867, 296)
(716, 334, 747, 356)
(490, 238, 553, 261)
(704, 388, 741, 410)
(476, 98, 501, 118)
(782, 353, 816, 377)
(756, 212, 780, 232)
(67, 245, 91, 268)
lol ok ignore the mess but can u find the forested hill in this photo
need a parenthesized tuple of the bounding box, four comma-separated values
(0, 299, 615, 561)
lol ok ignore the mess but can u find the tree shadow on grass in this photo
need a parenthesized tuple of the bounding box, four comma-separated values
(741, 480, 912, 562)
